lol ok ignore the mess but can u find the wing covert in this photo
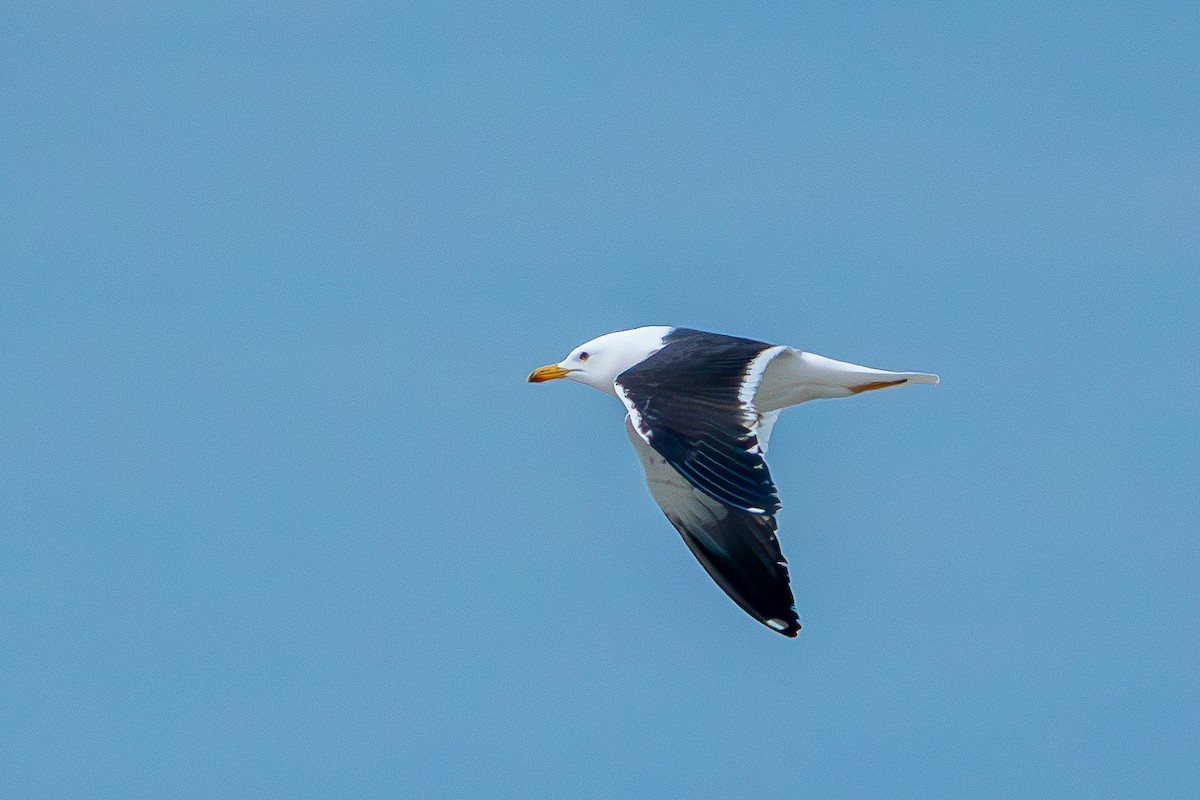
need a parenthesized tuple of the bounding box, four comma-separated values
(615, 331, 787, 515)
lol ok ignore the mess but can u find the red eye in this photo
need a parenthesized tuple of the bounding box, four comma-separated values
(579, 352, 589, 362)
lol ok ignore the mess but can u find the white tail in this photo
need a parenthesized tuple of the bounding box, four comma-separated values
(757, 348, 939, 410)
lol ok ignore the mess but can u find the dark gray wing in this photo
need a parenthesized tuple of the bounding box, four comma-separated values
(616, 329, 786, 515)
(626, 417, 800, 637)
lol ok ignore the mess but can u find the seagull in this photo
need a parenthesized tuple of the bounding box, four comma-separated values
(528, 326, 938, 637)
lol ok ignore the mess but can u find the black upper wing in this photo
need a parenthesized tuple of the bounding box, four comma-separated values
(616, 329, 782, 515)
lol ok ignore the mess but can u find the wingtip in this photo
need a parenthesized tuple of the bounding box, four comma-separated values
(766, 617, 801, 637)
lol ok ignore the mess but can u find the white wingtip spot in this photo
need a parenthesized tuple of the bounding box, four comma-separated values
(766, 618, 788, 631)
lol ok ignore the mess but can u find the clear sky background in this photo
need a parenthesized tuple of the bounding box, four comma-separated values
(3, 3, 1197, 797)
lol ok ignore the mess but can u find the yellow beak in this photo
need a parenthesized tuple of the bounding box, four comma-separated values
(528, 363, 573, 383)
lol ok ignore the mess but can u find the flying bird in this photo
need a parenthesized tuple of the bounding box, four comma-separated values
(528, 326, 937, 636)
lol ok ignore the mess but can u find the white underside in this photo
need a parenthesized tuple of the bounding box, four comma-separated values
(753, 348, 939, 412)
(627, 418, 731, 528)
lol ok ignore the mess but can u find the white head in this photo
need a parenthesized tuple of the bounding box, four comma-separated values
(528, 326, 672, 397)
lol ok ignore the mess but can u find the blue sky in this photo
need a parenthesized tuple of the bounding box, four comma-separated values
(2, 2, 1197, 797)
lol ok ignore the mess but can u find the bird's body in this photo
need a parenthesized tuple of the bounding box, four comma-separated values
(529, 326, 937, 637)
